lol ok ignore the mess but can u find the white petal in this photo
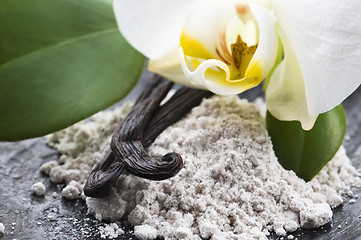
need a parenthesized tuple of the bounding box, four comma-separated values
(246, 4, 278, 82)
(266, 32, 318, 130)
(180, 0, 236, 61)
(113, 0, 197, 59)
(272, 0, 361, 115)
(226, 17, 258, 48)
(148, 48, 200, 88)
(234, 0, 272, 9)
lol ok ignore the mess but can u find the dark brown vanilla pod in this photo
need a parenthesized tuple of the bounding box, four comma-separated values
(84, 75, 213, 198)
(84, 75, 173, 197)
(110, 76, 184, 180)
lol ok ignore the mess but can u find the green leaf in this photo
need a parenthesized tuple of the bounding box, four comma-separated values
(0, 0, 145, 141)
(266, 105, 346, 181)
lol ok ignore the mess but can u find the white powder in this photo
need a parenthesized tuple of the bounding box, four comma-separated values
(31, 182, 46, 196)
(45, 96, 361, 239)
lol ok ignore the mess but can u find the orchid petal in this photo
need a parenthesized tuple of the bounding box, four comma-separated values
(272, 0, 361, 115)
(246, 4, 278, 84)
(180, 47, 238, 95)
(180, 0, 236, 61)
(266, 32, 318, 130)
(113, 0, 197, 59)
(148, 48, 197, 88)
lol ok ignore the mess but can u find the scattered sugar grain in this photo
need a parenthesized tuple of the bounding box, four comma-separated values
(134, 225, 158, 240)
(99, 223, 124, 239)
(40, 160, 58, 175)
(45, 96, 361, 239)
(31, 182, 46, 196)
(49, 166, 65, 184)
(0, 223, 4, 234)
(62, 185, 80, 200)
(62, 180, 83, 200)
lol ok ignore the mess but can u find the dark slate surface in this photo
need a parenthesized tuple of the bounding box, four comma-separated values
(1, 75, 361, 240)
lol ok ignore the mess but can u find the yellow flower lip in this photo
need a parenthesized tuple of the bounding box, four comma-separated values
(180, 31, 216, 60)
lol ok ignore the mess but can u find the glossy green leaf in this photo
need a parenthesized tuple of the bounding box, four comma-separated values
(0, 0, 145, 141)
(266, 105, 346, 181)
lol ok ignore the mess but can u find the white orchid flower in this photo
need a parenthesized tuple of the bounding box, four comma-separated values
(113, 0, 361, 130)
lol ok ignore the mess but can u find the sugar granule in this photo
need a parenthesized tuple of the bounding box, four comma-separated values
(45, 96, 361, 239)
(31, 182, 46, 196)
(134, 224, 158, 240)
(99, 223, 124, 239)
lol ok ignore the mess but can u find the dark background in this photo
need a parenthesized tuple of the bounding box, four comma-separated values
(1, 73, 361, 240)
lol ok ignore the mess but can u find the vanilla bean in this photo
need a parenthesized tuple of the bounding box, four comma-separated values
(84, 75, 172, 197)
(110, 76, 183, 180)
(84, 75, 212, 198)
(84, 75, 174, 197)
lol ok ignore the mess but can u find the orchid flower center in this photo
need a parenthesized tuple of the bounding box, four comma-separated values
(230, 35, 258, 81)
(179, 8, 261, 84)
(177, 2, 278, 96)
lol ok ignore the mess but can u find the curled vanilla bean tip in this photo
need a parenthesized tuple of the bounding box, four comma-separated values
(84, 151, 125, 198)
(112, 139, 184, 181)
(160, 152, 184, 176)
(122, 147, 184, 181)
